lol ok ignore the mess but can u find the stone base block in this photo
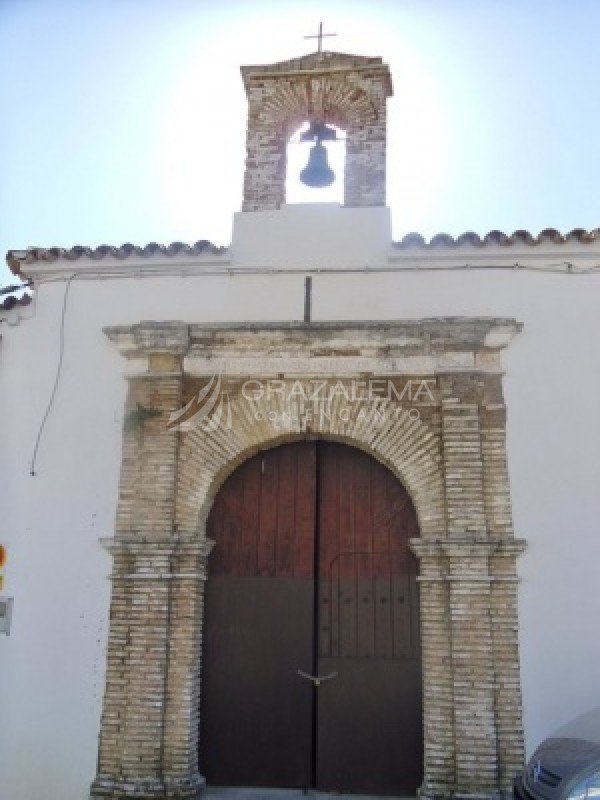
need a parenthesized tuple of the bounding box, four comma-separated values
(419, 790, 506, 800)
(90, 773, 205, 799)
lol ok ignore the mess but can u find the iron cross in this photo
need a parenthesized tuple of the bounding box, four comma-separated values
(304, 22, 337, 53)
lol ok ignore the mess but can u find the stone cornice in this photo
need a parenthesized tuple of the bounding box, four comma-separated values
(241, 51, 392, 95)
(104, 319, 522, 377)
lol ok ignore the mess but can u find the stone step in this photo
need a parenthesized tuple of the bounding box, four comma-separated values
(203, 788, 412, 800)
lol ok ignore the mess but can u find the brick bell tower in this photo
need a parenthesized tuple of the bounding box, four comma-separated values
(240, 50, 393, 210)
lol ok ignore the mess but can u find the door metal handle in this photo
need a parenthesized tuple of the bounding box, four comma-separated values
(297, 668, 338, 687)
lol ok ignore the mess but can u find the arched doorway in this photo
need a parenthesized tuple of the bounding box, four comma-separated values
(200, 440, 423, 795)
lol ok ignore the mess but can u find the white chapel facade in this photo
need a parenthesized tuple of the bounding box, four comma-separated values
(1, 47, 600, 800)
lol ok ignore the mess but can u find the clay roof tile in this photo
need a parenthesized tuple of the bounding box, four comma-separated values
(392, 226, 600, 249)
(6, 240, 227, 276)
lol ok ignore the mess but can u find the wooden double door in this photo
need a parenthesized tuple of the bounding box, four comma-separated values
(200, 441, 423, 796)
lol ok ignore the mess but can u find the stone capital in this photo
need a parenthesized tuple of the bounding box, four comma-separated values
(104, 321, 190, 361)
(100, 536, 215, 559)
(493, 537, 527, 557)
(440, 538, 500, 559)
(409, 537, 444, 559)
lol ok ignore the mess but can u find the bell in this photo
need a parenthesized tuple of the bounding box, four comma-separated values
(300, 120, 337, 143)
(299, 141, 335, 188)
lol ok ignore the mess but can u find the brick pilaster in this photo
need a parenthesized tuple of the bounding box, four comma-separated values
(440, 374, 487, 537)
(344, 104, 387, 207)
(439, 373, 500, 798)
(242, 94, 286, 211)
(410, 539, 455, 799)
(91, 540, 210, 800)
(489, 541, 526, 794)
(443, 541, 500, 799)
(481, 376, 526, 790)
(162, 539, 214, 784)
(92, 323, 210, 800)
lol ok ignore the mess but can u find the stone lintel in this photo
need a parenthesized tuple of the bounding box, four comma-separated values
(187, 318, 522, 349)
(104, 319, 521, 369)
(183, 355, 509, 377)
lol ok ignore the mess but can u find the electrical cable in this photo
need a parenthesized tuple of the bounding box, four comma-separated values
(29, 272, 78, 476)
(27, 261, 600, 282)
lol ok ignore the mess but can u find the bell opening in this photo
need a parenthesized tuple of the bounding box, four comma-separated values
(286, 121, 344, 204)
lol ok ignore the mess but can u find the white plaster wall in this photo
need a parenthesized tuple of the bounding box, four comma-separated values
(231, 204, 392, 268)
(1, 206, 599, 797)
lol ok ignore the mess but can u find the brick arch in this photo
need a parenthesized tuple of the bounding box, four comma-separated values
(260, 76, 381, 139)
(175, 388, 445, 539)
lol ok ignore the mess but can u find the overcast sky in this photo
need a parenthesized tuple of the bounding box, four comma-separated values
(2, 0, 599, 287)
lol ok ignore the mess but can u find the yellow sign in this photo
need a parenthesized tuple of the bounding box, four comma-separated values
(0, 545, 5, 590)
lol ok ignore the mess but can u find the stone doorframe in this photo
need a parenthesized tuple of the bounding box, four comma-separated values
(91, 319, 526, 800)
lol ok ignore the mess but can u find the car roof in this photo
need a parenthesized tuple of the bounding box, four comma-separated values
(552, 708, 600, 744)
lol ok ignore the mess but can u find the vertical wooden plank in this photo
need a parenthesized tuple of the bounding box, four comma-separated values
(408, 555, 420, 658)
(404, 490, 420, 658)
(392, 568, 410, 658)
(318, 441, 339, 658)
(354, 450, 374, 659)
(257, 450, 279, 576)
(293, 442, 316, 578)
(207, 491, 224, 575)
(336, 445, 358, 658)
(223, 467, 244, 575)
(241, 454, 261, 576)
(372, 459, 393, 659)
(275, 444, 297, 576)
(388, 469, 410, 654)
